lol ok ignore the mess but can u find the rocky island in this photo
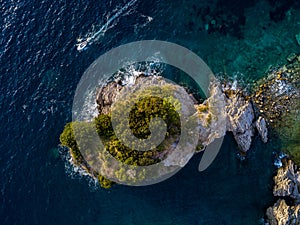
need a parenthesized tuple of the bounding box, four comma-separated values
(60, 72, 268, 188)
(60, 54, 299, 223)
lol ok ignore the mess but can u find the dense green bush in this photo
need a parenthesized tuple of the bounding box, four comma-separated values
(60, 122, 81, 162)
(94, 114, 114, 138)
(128, 96, 180, 139)
(98, 175, 114, 189)
(105, 136, 160, 166)
(60, 122, 114, 188)
(60, 95, 182, 188)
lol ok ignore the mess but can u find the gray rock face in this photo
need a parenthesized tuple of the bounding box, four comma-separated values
(256, 116, 268, 143)
(225, 94, 255, 152)
(196, 79, 268, 153)
(266, 199, 300, 225)
(266, 160, 300, 225)
(273, 160, 300, 201)
(196, 80, 227, 147)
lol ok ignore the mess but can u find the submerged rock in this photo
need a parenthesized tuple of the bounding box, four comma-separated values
(296, 33, 300, 46)
(287, 53, 297, 63)
(252, 55, 300, 128)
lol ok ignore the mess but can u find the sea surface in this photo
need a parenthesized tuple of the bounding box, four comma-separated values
(1, 0, 299, 224)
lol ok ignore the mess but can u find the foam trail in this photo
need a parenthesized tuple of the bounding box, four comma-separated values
(76, 0, 138, 51)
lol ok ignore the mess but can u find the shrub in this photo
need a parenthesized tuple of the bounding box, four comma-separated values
(94, 114, 114, 138)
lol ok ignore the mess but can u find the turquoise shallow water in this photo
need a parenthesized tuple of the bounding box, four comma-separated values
(1, 0, 299, 224)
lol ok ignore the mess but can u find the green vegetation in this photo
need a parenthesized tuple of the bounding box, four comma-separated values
(60, 95, 181, 188)
(97, 175, 114, 189)
(60, 122, 81, 162)
(206, 113, 212, 126)
(60, 122, 114, 189)
(105, 136, 160, 166)
(195, 143, 204, 152)
(95, 114, 114, 138)
(195, 104, 209, 113)
(102, 96, 180, 167)
(129, 96, 180, 139)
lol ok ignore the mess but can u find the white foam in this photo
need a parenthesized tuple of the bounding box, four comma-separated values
(59, 146, 99, 188)
(76, 0, 138, 51)
(74, 88, 98, 121)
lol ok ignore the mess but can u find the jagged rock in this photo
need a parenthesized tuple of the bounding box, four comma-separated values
(273, 160, 300, 201)
(226, 94, 255, 152)
(266, 199, 300, 225)
(96, 82, 122, 114)
(256, 116, 268, 143)
(266, 158, 300, 224)
(233, 129, 254, 152)
(226, 98, 254, 133)
(196, 80, 227, 146)
(98, 75, 269, 156)
(196, 79, 268, 153)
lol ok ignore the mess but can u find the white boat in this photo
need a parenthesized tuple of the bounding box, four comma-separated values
(76, 40, 88, 51)
(76, 0, 138, 51)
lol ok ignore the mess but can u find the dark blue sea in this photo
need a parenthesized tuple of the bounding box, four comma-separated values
(2, 0, 300, 224)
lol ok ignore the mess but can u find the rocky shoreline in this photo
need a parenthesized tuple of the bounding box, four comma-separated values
(96, 74, 268, 155)
(93, 54, 300, 223)
(195, 77, 268, 153)
(60, 53, 299, 222)
(266, 159, 300, 225)
(61, 72, 270, 188)
(261, 54, 300, 225)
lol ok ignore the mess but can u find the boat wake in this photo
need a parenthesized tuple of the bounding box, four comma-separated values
(76, 0, 138, 51)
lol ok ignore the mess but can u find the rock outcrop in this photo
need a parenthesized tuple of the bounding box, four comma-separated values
(96, 75, 268, 154)
(273, 160, 300, 200)
(266, 199, 300, 225)
(252, 55, 300, 127)
(195, 80, 227, 147)
(266, 159, 300, 225)
(96, 82, 122, 114)
(263, 56, 300, 225)
(256, 116, 268, 143)
(195, 79, 268, 153)
(225, 91, 256, 152)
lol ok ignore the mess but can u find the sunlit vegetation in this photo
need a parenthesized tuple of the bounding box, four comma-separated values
(60, 122, 114, 189)
(195, 104, 209, 113)
(60, 95, 181, 188)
